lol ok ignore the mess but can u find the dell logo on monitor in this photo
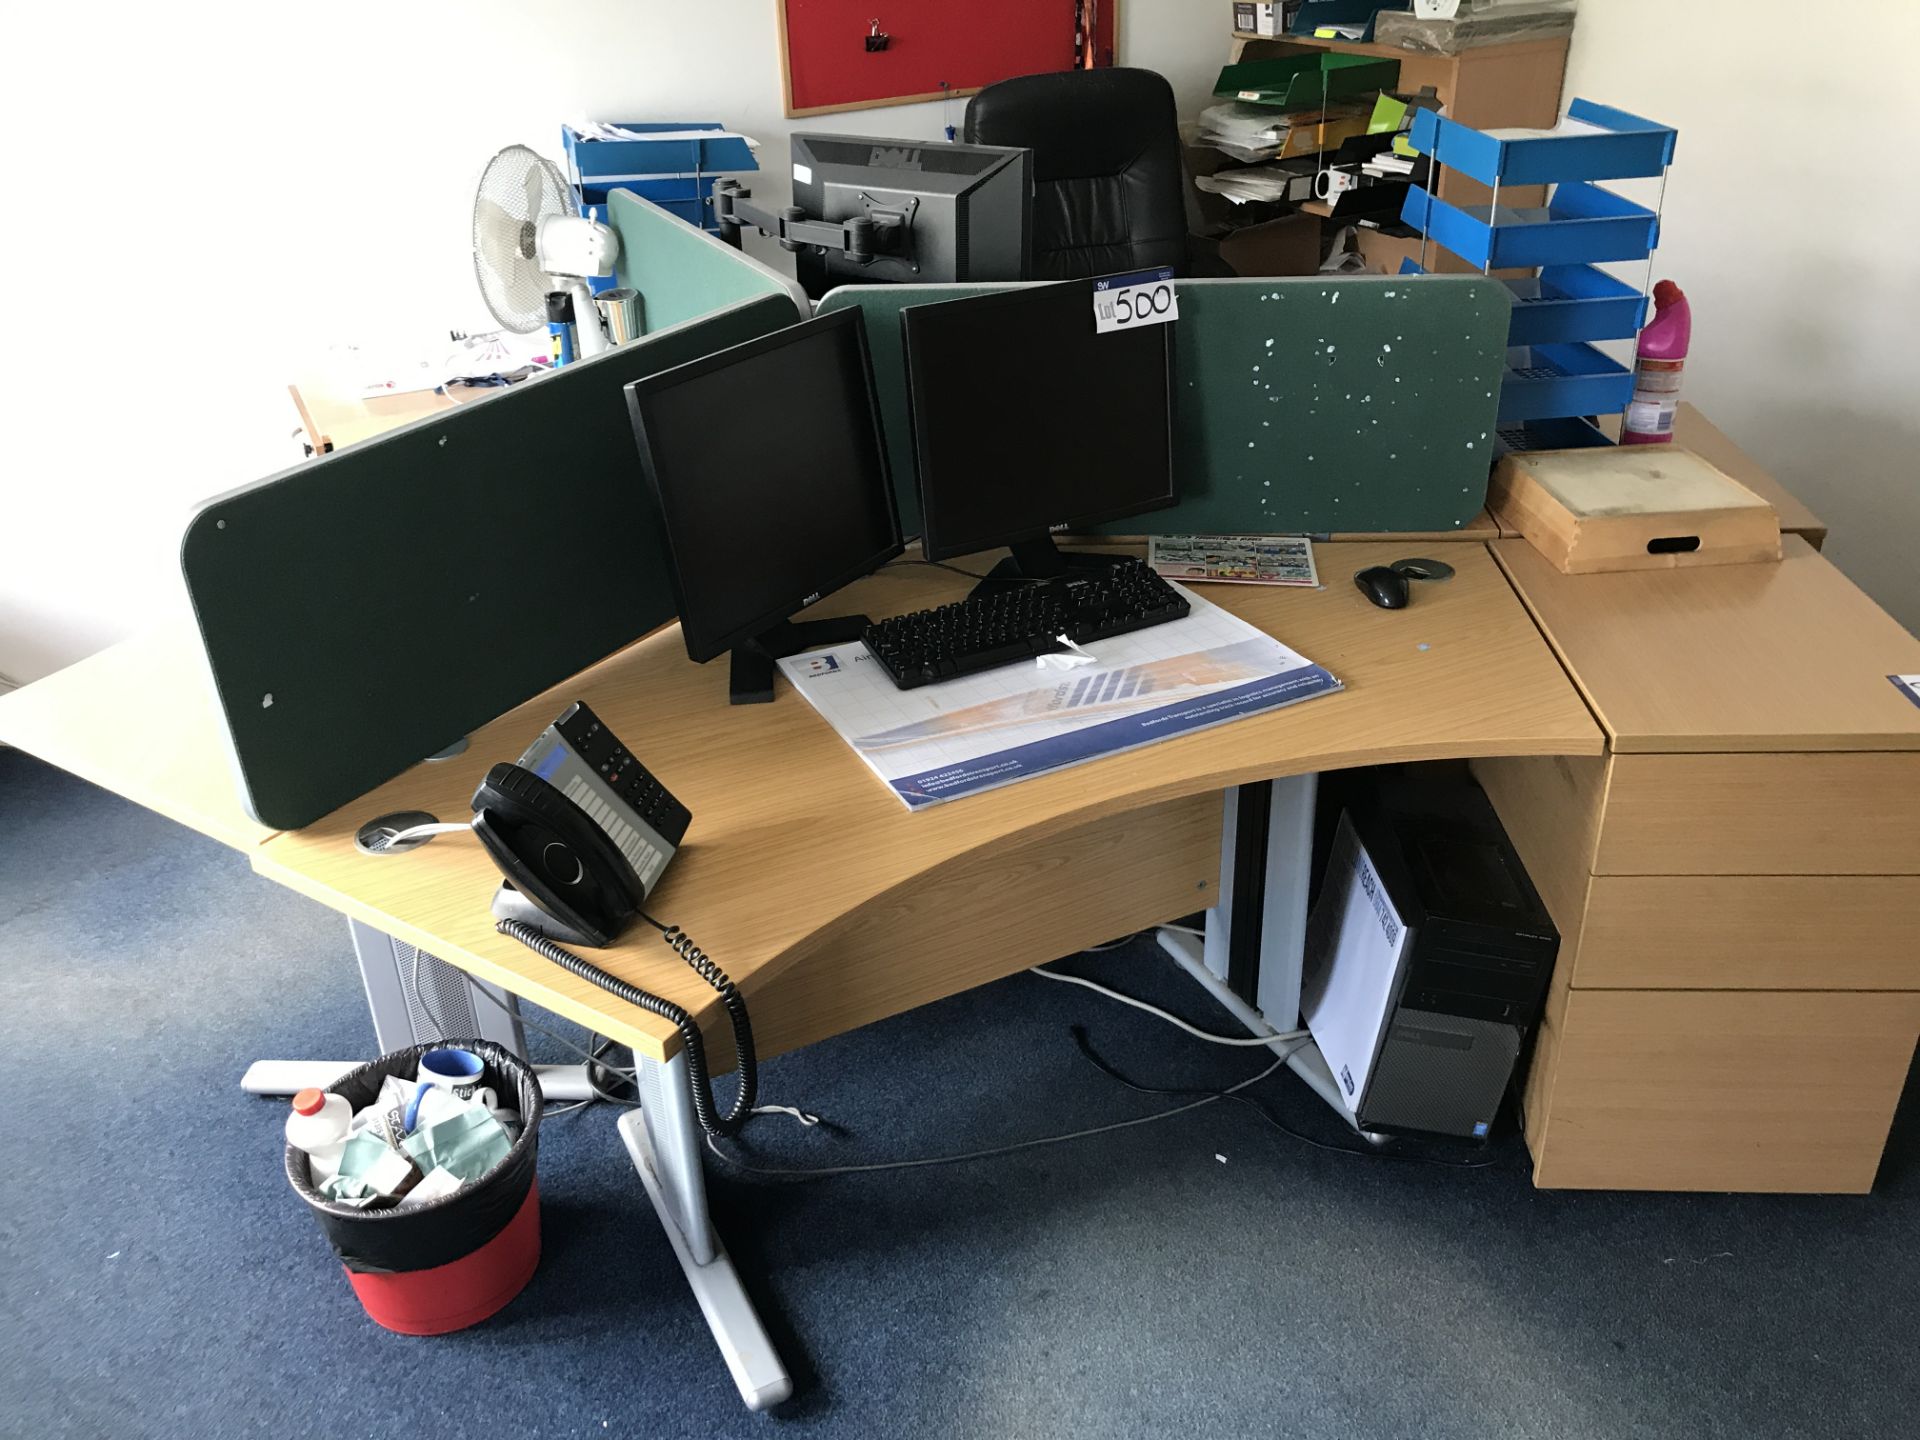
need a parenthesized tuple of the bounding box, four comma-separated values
(800, 592, 822, 607)
(1048, 522, 1069, 534)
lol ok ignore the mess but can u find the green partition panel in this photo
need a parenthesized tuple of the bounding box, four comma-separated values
(606, 188, 809, 335)
(818, 274, 1509, 538)
(182, 292, 802, 831)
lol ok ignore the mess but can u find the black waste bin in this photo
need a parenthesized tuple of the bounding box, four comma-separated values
(285, 1040, 543, 1334)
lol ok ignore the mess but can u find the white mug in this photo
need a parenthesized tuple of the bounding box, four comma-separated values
(415, 1047, 497, 1112)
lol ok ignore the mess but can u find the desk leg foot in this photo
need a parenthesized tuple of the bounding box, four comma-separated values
(240, 1060, 592, 1101)
(622, 1055, 792, 1412)
(1156, 927, 1359, 1132)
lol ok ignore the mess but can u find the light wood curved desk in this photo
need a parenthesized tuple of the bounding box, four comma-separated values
(251, 540, 1602, 1066)
(14, 516, 1919, 1408)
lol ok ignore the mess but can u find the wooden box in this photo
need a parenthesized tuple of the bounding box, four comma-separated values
(1490, 445, 1782, 574)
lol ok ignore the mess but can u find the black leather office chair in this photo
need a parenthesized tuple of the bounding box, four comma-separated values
(964, 67, 1189, 280)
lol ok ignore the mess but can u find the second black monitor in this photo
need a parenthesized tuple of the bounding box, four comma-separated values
(902, 280, 1175, 580)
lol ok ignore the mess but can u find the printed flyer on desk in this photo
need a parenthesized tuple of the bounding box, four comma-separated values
(777, 587, 1342, 809)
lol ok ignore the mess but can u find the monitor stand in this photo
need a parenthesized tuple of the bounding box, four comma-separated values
(969, 536, 1122, 600)
(728, 615, 871, 705)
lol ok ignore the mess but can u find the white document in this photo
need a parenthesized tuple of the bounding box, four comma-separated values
(777, 586, 1341, 810)
(1300, 813, 1411, 1115)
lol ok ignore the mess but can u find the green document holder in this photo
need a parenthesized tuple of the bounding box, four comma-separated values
(1213, 53, 1402, 111)
(181, 292, 801, 831)
(817, 275, 1509, 541)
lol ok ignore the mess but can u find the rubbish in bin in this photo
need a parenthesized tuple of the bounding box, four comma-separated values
(323, 1131, 421, 1206)
(356, 1074, 424, 1151)
(397, 1166, 466, 1209)
(285, 1088, 353, 1185)
(401, 1105, 512, 1183)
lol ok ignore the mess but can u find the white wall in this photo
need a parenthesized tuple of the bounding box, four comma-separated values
(1563, 0, 1920, 627)
(0, 1, 1225, 683)
(18, 5, 1908, 685)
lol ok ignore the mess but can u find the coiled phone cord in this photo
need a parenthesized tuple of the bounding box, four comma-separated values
(496, 916, 759, 1138)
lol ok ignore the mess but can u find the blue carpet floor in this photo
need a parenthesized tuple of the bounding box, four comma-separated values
(3, 746, 1917, 1439)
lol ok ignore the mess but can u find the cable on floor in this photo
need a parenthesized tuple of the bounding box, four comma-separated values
(704, 1052, 1288, 1180)
(1069, 1028, 1504, 1170)
(1028, 964, 1310, 1047)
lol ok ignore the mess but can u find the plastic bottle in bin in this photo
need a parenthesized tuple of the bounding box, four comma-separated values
(286, 1087, 353, 1184)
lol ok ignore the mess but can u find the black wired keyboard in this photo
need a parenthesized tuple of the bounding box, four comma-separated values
(861, 559, 1191, 690)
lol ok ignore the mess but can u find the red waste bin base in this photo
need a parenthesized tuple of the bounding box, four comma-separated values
(345, 1181, 542, 1335)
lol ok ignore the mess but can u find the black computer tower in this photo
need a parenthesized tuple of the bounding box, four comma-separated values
(1301, 769, 1559, 1140)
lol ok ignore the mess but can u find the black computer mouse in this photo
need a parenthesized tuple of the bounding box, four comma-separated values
(1354, 565, 1411, 610)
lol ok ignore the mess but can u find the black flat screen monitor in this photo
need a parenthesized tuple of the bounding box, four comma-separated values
(790, 134, 1032, 298)
(902, 280, 1175, 579)
(624, 307, 903, 702)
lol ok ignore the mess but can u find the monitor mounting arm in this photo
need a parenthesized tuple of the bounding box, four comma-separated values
(711, 179, 913, 267)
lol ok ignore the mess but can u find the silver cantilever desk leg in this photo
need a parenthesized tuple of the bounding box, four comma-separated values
(619, 1052, 792, 1411)
(1166, 772, 1358, 1127)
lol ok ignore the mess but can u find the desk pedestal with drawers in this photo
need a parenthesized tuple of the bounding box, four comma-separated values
(1480, 537, 1920, 1192)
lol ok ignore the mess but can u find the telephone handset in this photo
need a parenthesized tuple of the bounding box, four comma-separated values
(472, 762, 641, 947)
(460, 701, 758, 1137)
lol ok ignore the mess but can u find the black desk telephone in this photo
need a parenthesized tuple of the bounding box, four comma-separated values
(462, 701, 757, 1137)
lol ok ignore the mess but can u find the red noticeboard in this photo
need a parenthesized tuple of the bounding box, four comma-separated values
(779, 1, 1117, 118)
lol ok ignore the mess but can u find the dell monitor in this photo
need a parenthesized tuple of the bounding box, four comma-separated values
(901, 279, 1176, 588)
(788, 134, 1033, 297)
(625, 308, 903, 704)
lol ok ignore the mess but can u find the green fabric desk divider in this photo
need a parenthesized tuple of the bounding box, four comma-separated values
(606, 188, 809, 336)
(816, 275, 1508, 540)
(181, 292, 803, 832)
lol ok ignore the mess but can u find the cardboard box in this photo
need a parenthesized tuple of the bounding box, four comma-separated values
(1234, 3, 1298, 38)
(1490, 445, 1782, 575)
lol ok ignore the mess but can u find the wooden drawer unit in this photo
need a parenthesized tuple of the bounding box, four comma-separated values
(1576, 875, 1920, 992)
(1483, 519, 1920, 1193)
(1595, 752, 1920, 876)
(1526, 991, 1920, 1194)
(1476, 749, 1920, 882)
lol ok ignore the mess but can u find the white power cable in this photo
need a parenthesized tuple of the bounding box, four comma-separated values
(1027, 965, 1309, 1047)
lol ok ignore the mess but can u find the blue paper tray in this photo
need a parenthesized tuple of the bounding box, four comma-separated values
(1399, 260, 1649, 347)
(1402, 181, 1659, 270)
(1409, 99, 1676, 188)
(1504, 265, 1649, 347)
(1494, 416, 1614, 456)
(1499, 343, 1634, 425)
(561, 122, 758, 234)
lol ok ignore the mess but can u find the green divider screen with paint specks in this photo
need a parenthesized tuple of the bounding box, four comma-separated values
(181, 292, 803, 832)
(817, 275, 1509, 539)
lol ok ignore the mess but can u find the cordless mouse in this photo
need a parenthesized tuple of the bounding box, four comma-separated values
(1354, 565, 1411, 610)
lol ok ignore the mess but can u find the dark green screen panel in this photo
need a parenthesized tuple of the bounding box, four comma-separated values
(181, 293, 802, 831)
(818, 275, 1509, 540)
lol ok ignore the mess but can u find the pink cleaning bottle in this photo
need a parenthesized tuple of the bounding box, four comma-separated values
(1621, 280, 1691, 445)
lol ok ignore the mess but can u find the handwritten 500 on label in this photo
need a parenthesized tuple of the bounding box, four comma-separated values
(1093, 267, 1179, 334)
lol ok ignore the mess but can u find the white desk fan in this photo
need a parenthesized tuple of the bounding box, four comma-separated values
(472, 145, 618, 357)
